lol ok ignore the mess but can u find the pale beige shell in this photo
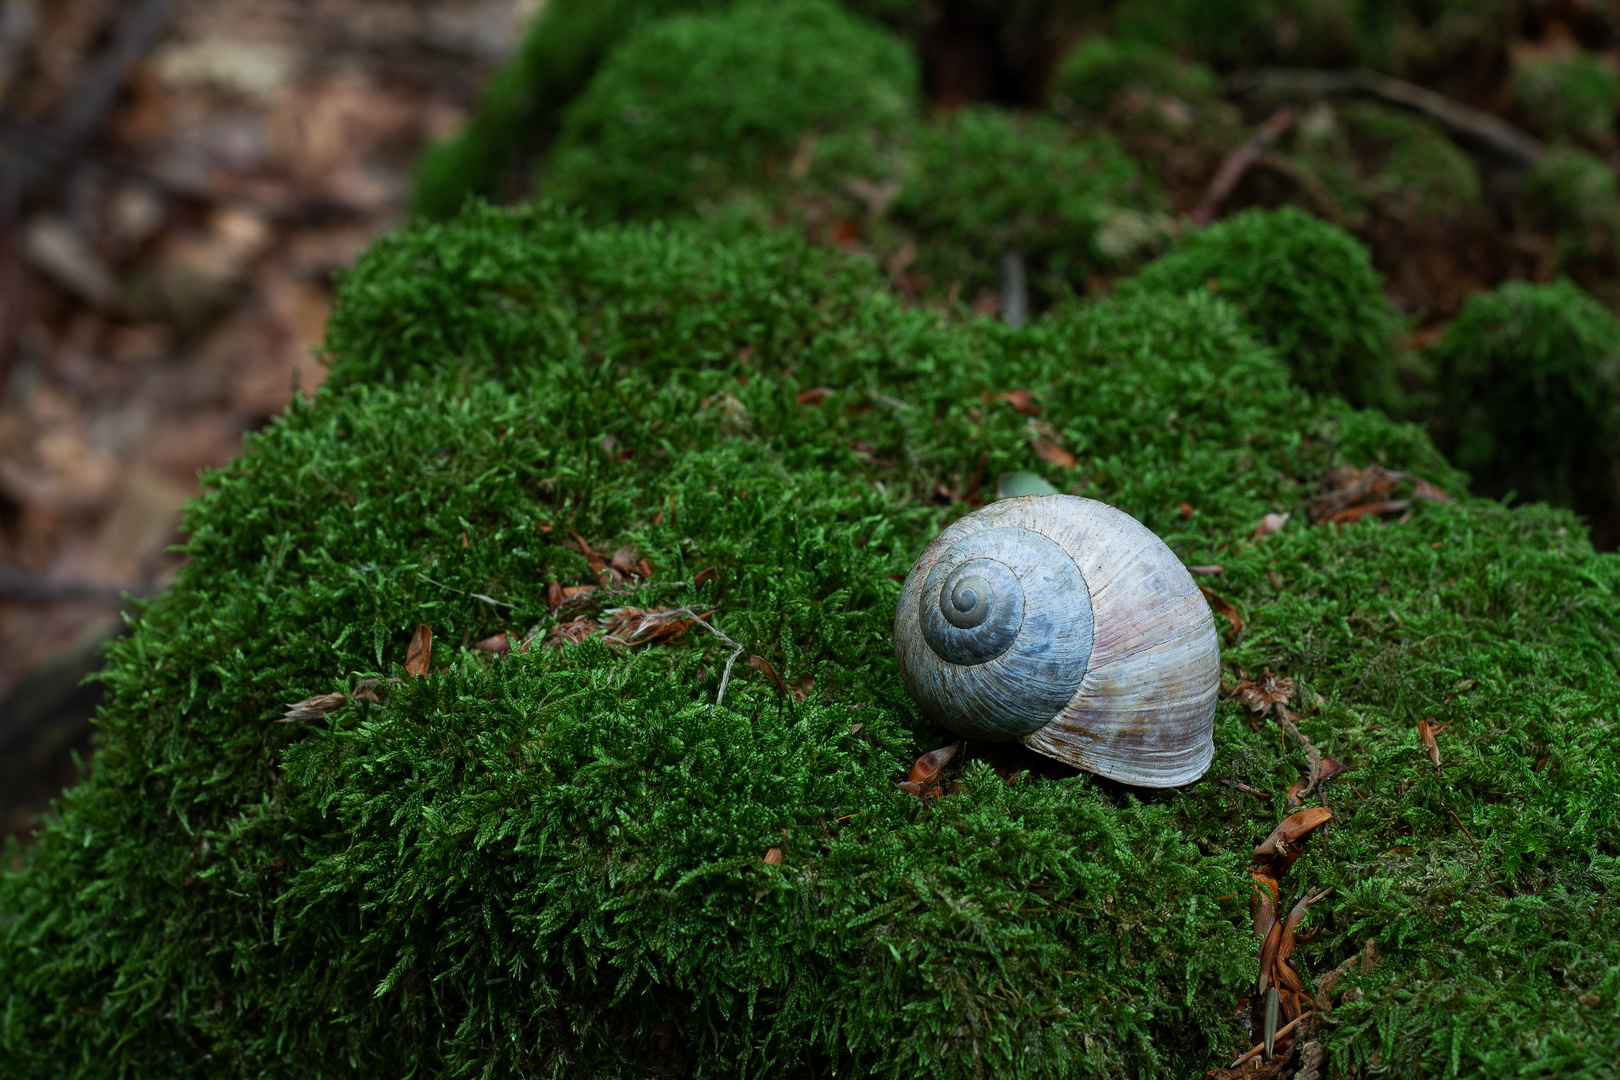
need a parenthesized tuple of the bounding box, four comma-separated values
(894, 495, 1219, 787)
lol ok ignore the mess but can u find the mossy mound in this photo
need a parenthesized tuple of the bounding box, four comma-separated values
(1509, 54, 1620, 150)
(1519, 146, 1620, 278)
(4, 206, 1620, 1078)
(1425, 278, 1620, 527)
(1049, 37, 1224, 116)
(1123, 206, 1406, 414)
(889, 106, 1161, 305)
(541, 0, 917, 224)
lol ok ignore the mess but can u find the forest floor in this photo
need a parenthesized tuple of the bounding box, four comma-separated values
(0, 0, 537, 844)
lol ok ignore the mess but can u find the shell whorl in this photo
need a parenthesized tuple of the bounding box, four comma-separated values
(894, 495, 1219, 788)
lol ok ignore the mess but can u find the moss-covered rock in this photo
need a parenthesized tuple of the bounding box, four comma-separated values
(889, 105, 1162, 305)
(1123, 206, 1406, 414)
(1518, 145, 1620, 277)
(540, 0, 917, 223)
(1426, 278, 1620, 527)
(1510, 53, 1620, 149)
(4, 205, 1620, 1079)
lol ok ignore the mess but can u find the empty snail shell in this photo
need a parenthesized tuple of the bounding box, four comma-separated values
(893, 495, 1219, 787)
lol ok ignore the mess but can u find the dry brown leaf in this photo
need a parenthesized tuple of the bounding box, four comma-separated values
(1188, 564, 1223, 575)
(543, 615, 598, 649)
(1254, 806, 1334, 861)
(279, 691, 348, 723)
(1031, 437, 1076, 469)
(1418, 717, 1452, 770)
(1318, 757, 1347, 783)
(405, 624, 431, 677)
(763, 846, 784, 865)
(568, 530, 609, 577)
(1178, 501, 1196, 520)
(1252, 872, 1280, 938)
(1283, 777, 1309, 811)
(609, 545, 641, 577)
(1199, 586, 1244, 643)
(474, 633, 510, 654)
(1310, 464, 1449, 525)
(908, 744, 959, 785)
(547, 581, 599, 610)
(790, 675, 814, 702)
(352, 679, 393, 704)
(796, 386, 834, 405)
(694, 566, 719, 590)
(750, 654, 788, 697)
(1230, 667, 1296, 717)
(998, 389, 1042, 416)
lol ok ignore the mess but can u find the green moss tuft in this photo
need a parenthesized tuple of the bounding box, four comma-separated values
(890, 105, 1162, 304)
(1123, 206, 1406, 414)
(540, 0, 917, 223)
(1510, 54, 1620, 149)
(1518, 145, 1620, 276)
(1049, 36, 1223, 115)
(4, 205, 1619, 1078)
(1425, 278, 1620, 521)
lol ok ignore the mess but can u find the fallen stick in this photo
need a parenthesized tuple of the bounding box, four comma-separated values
(1230, 68, 1544, 166)
(1228, 1011, 1314, 1068)
(1191, 107, 1297, 227)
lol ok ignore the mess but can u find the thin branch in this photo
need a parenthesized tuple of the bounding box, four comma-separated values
(644, 607, 746, 714)
(416, 572, 517, 610)
(1228, 1011, 1314, 1069)
(1230, 67, 1544, 166)
(1192, 107, 1297, 227)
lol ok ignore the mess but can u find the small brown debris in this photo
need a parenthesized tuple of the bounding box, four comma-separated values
(404, 624, 432, 677)
(352, 679, 395, 704)
(568, 530, 611, 577)
(1283, 777, 1309, 811)
(279, 691, 348, 723)
(1266, 569, 1284, 591)
(474, 633, 510, 654)
(1310, 464, 1449, 526)
(543, 615, 599, 649)
(1031, 437, 1076, 469)
(796, 386, 834, 405)
(1418, 716, 1452, 770)
(1177, 501, 1196, 520)
(1317, 757, 1347, 783)
(1230, 667, 1295, 717)
(1188, 564, 1224, 575)
(848, 722, 864, 735)
(1221, 779, 1272, 799)
(908, 744, 959, 786)
(1200, 587, 1244, 643)
(694, 566, 719, 590)
(998, 389, 1042, 416)
(1253, 512, 1291, 539)
(1580, 993, 1602, 1007)
(601, 607, 697, 646)
(790, 675, 814, 702)
(763, 846, 784, 865)
(749, 655, 789, 697)
(1254, 807, 1333, 862)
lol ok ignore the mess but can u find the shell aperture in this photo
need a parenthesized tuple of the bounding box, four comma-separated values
(909, 527, 1094, 739)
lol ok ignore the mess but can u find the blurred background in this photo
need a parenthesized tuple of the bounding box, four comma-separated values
(5, 0, 1620, 846)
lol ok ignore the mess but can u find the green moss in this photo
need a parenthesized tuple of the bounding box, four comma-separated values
(1425, 278, 1620, 521)
(4, 205, 1620, 1078)
(411, 0, 728, 219)
(1518, 146, 1620, 276)
(1510, 54, 1620, 149)
(1049, 36, 1223, 115)
(1123, 206, 1406, 414)
(889, 105, 1162, 303)
(1344, 100, 1482, 216)
(540, 0, 917, 223)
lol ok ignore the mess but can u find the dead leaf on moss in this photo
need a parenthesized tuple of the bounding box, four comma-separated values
(474, 633, 510, 654)
(1418, 716, 1452, 770)
(998, 389, 1042, 416)
(1178, 501, 1196, 520)
(790, 674, 813, 702)
(279, 691, 348, 723)
(694, 566, 719, 590)
(601, 606, 697, 646)
(796, 386, 834, 405)
(1318, 757, 1347, 783)
(1254, 807, 1333, 862)
(763, 846, 784, 865)
(544, 615, 598, 649)
(610, 544, 653, 580)
(750, 654, 788, 697)
(1283, 777, 1309, 811)
(1031, 437, 1076, 469)
(568, 530, 610, 577)
(404, 624, 431, 677)
(1310, 464, 1450, 526)
(1188, 564, 1223, 575)
(908, 744, 958, 786)
(1200, 586, 1244, 643)
(1230, 667, 1295, 717)
(547, 581, 599, 610)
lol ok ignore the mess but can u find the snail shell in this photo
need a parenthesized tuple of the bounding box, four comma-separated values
(894, 495, 1219, 787)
